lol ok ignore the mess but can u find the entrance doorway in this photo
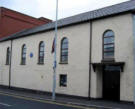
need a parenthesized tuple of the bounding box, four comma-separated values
(103, 66, 120, 101)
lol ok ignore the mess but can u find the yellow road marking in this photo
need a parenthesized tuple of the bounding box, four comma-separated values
(0, 102, 11, 107)
(0, 92, 95, 109)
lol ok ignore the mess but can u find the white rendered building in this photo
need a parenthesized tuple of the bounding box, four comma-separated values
(0, 0, 135, 103)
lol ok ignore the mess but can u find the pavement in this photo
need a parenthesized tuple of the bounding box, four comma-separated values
(0, 86, 134, 109)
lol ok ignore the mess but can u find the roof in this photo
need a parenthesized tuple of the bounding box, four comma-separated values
(1, 0, 135, 42)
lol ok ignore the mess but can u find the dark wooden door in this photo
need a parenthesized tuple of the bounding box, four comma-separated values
(103, 70, 120, 101)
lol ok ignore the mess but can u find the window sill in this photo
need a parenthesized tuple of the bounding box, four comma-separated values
(37, 63, 44, 65)
(59, 62, 68, 64)
(59, 85, 67, 87)
(102, 58, 115, 62)
(20, 63, 26, 65)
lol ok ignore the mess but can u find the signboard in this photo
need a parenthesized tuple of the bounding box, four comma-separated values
(30, 52, 33, 58)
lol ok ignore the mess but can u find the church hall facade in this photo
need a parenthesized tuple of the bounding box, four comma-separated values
(1, 0, 135, 103)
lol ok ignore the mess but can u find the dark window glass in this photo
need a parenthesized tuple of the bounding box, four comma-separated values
(104, 37, 114, 44)
(38, 41, 44, 64)
(104, 44, 114, 51)
(61, 38, 68, 63)
(103, 30, 114, 59)
(59, 74, 67, 87)
(21, 44, 26, 65)
(6, 47, 10, 65)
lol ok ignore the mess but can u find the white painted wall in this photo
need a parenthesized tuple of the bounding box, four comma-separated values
(10, 22, 90, 97)
(91, 13, 134, 101)
(0, 40, 11, 86)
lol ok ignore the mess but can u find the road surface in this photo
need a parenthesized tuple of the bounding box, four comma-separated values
(0, 92, 95, 109)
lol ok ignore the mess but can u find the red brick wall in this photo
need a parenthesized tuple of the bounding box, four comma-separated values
(0, 7, 52, 38)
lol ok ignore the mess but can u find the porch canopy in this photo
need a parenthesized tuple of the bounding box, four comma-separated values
(91, 61, 125, 72)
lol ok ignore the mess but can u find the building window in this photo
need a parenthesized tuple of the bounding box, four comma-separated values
(60, 38, 68, 63)
(21, 44, 26, 65)
(103, 30, 114, 60)
(38, 41, 44, 64)
(59, 74, 67, 87)
(6, 47, 10, 65)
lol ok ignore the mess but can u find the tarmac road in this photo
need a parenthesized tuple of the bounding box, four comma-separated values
(0, 92, 95, 109)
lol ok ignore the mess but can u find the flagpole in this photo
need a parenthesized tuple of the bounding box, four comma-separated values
(52, 0, 58, 100)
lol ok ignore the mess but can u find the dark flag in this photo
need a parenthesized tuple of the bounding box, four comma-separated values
(51, 38, 55, 53)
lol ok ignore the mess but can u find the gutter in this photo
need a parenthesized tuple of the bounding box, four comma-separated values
(9, 40, 13, 88)
(88, 21, 92, 99)
(133, 14, 135, 104)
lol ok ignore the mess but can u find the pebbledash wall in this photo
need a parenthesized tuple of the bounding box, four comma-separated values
(0, 13, 134, 102)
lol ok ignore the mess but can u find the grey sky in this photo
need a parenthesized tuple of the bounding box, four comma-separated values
(0, 0, 129, 20)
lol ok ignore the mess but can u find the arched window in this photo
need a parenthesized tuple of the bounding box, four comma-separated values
(60, 38, 68, 63)
(38, 41, 44, 64)
(21, 44, 26, 65)
(103, 30, 114, 60)
(6, 47, 10, 65)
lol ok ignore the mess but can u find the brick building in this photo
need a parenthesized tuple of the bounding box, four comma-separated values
(0, 7, 52, 38)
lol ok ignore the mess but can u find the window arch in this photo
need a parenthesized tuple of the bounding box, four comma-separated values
(6, 47, 10, 65)
(21, 44, 26, 65)
(38, 41, 45, 64)
(60, 37, 68, 63)
(103, 30, 114, 60)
